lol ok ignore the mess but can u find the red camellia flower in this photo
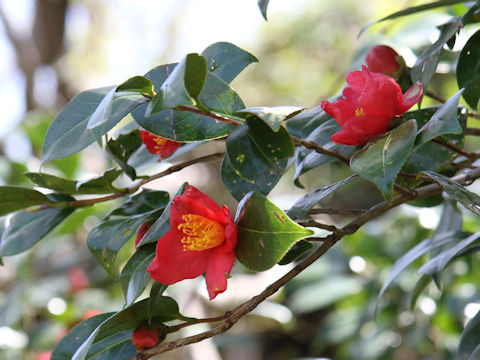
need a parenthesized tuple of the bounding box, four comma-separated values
(365, 45, 403, 77)
(140, 129, 181, 160)
(147, 185, 237, 300)
(131, 327, 159, 352)
(321, 66, 423, 145)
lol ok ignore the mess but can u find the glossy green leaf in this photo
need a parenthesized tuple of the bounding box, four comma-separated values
(258, 0, 270, 20)
(235, 192, 314, 271)
(106, 189, 169, 218)
(221, 155, 286, 201)
(226, 117, 294, 182)
(359, 0, 465, 36)
(76, 169, 123, 194)
(0, 194, 75, 256)
(148, 282, 168, 324)
(52, 313, 114, 360)
(417, 89, 464, 144)
(133, 72, 241, 141)
(457, 29, 480, 110)
(144, 63, 177, 89)
(25, 172, 79, 194)
(137, 183, 188, 247)
(278, 240, 314, 265)
(41, 87, 146, 163)
(87, 210, 163, 278)
(235, 106, 304, 132)
(87, 331, 137, 360)
(147, 53, 206, 115)
(286, 105, 332, 138)
(410, 274, 433, 310)
(287, 175, 358, 220)
(117, 75, 155, 98)
(410, 17, 462, 88)
(201, 42, 258, 83)
(106, 129, 142, 180)
(0, 186, 52, 215)
(119, 244, 155, 306)
(419, 232, 480, 278)
(70, 297, 191, 360)
(422, 171, 480, 216)
(457, 310, 480, 360)
(350, 120, 417, 203)
(377, 231, 457, 300)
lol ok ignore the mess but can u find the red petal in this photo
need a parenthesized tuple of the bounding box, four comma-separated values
(399, 82, 423, 113)
(147, 229, 210, 285)
(205, 248, 236, 300)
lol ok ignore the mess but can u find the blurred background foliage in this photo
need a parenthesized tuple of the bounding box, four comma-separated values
(0, 0, 479, 359)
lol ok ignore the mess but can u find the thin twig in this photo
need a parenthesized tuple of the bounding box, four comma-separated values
(297, 220, 341, 233)
(465, 128, 480, 136)
(131, 166, 480, 360)
(291, 136, 350, 165)
(431, 139, 478, 160)
(63, 152, 224, 207)
(308, 208, 367, 216)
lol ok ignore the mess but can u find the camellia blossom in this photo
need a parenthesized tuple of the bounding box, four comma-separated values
(365, 45, 403, 77)
(321, 66, 423, 145)
(147, 185, 237, 300)
(140, 129, 181, 160)
(131, 327, 159, 352)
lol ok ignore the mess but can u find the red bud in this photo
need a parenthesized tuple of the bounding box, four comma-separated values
(365, 45, 402, 77)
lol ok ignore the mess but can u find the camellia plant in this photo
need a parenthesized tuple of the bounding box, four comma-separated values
(1, 1, 480, 359)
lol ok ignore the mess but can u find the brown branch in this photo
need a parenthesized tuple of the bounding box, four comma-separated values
(291, 136, 350, 165)
(297, 220, 341, 233)
(63, 152, 224, 207)
(465, 128, 480, 136)
(131, 166, 480, 360)
(308, 208, 367, 216)
(175, 106, 242, 127)
(431, 139, 478, 160)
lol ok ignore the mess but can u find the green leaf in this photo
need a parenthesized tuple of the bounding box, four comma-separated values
(117, 75, 155, 98)
(410, 17, 462, 88)
(144, 63, 177, 89)
(87, 210, 163, 278)
(359, 0, 465, 36)
(51, 313, 114, 360)
(235, 192, 314, 271)
(133, 72, 241, 141)
(87, 331, 137, 360)
(419, 232, 480, 278)
(350, 120, 417, 203)
(377, 231, 457, 300)
(226, 117, 294, 182)
(286, 105, 332, 138)
(287, 175, 358, 220)
(41, 87, 146, 164)
(0, 186, 52, 215)
(86, 87, 117, 132)
(416, 89, 464, 144)
(258, 0, 270, 20)
(137, 183, 188, 247)
(76, 169, 123, 194)
(106, 129, 142, 180)
(119, 244, 155, 306)
(278, 240, 314, 265)
(235, 106, 304, 132)
(201, 42, 258, 83)
(457, 310, 480, 360)
(147, 53, 207, 115)
(68, 297, 191, 360)
(221, 155, 286, 201)
(106, 189, 169, 218)
(410, 274, 432, 310)
(25, 172, 79, 194)
(148, 282, 168, 324)
(0, 194, 76, 256)
(457, 29, 480, 110)
(422, 171, 480, 216)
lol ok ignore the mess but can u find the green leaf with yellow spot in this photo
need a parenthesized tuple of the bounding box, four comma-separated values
(235, 192, 314, 271)
(226, 117, 294, 182)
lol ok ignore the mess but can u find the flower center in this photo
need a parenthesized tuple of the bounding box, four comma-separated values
(152, 137, 167, 153)
(177, 214, 225, 251)
(355, 107, 365, 117)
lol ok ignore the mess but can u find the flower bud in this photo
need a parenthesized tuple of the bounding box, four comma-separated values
(131, 327, 162, 352)
(365, 45, 403, 77)
(68, 266, 89, 292)
(135, 221, 151, 248)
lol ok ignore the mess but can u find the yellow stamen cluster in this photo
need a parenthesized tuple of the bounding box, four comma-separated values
(152, 137, 167, 153)
(355, 107, 365, 117)
(178, 214, 224, 251)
